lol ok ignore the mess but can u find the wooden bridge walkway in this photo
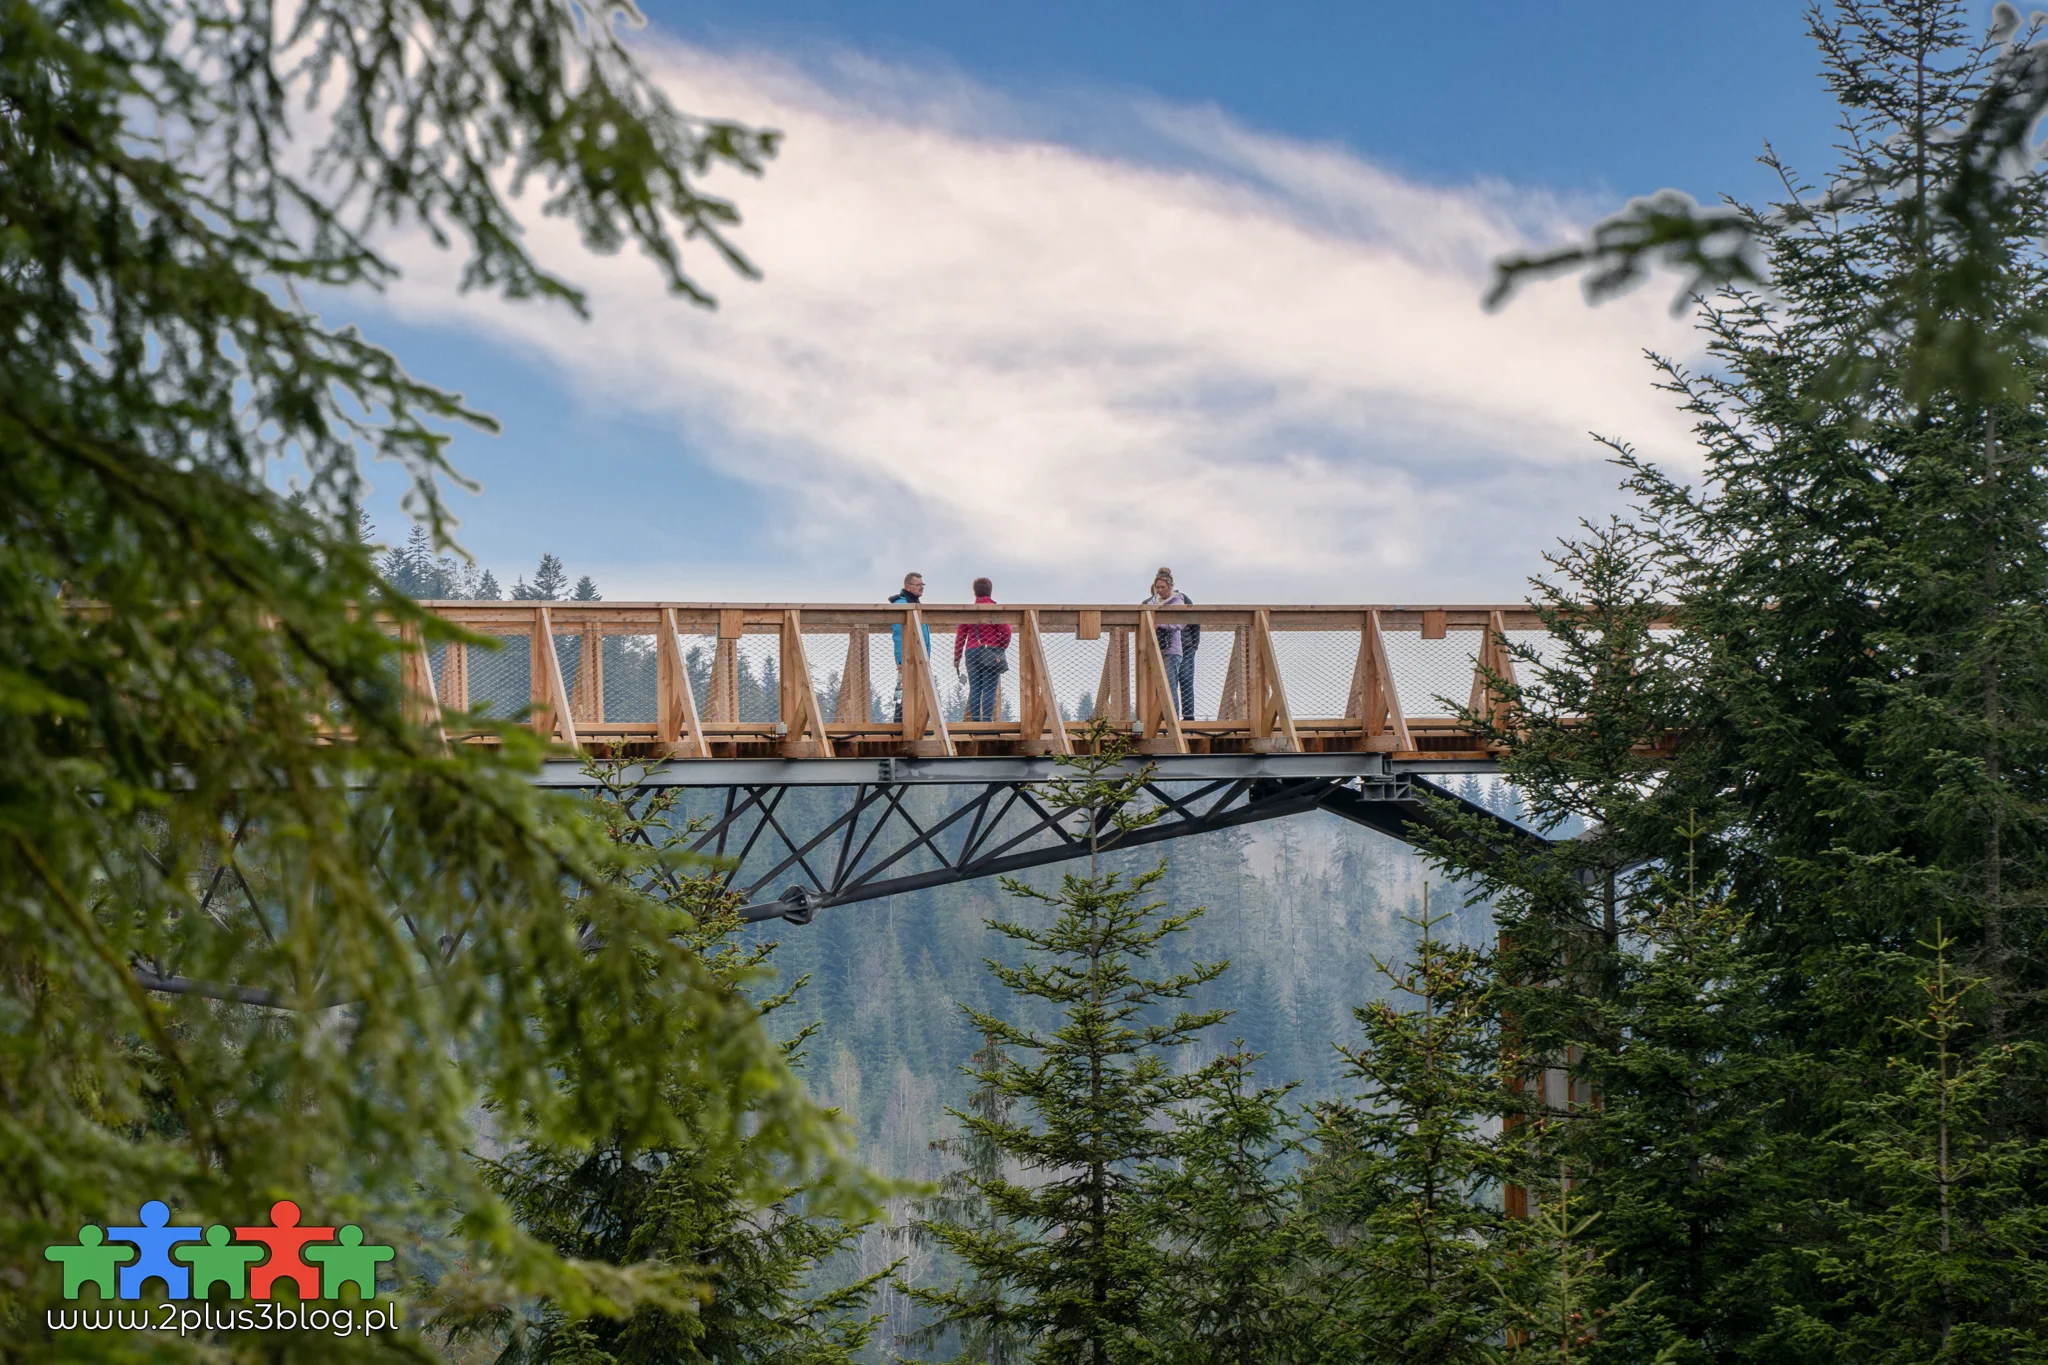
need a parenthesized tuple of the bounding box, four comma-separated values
(398, 602, 1550, 762)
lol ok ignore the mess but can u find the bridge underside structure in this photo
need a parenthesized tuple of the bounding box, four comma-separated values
(380, 600, 1580, 921)
(537, 753, 1529, 923)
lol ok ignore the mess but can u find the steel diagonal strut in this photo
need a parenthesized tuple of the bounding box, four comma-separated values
(538, 754, 1543, 924)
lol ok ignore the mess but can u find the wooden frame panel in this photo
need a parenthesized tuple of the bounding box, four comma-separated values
(778, 610, 835, 758)
(897, 607, 954, 756)
(1134, 609, 1189, 754)
(1345, 609, 1412, 752)
(1468, 608, 1519, 730)
(1017, 610, 1073, 756)
(657, 607, 708, 757)
(530, 606, 578, 749)
(397, 621, 446, 746)
(1246, 609, 1299, 753)
(834, 628, 872, 724)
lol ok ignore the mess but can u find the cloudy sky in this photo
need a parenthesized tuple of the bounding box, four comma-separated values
(349, 1, 1856, 603)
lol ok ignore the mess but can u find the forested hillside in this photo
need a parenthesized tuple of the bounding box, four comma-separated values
(747, 795, 1506, 1184)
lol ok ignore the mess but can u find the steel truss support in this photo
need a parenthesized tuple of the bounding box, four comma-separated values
(130, 755, 1539, 1005)
(637, 769, 1534, 924)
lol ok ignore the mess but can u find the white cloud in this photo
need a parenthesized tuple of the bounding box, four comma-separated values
(369, 39, 1702, 602)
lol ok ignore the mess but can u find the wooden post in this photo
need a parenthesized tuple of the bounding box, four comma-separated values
(1422, 609, 1447, 640)
(530, 606, 578, 749)
(1094, 627, 1132, 722)
(1076, 610, 1102, 641)
(439, 634, 469, 712)
(898, 607, 954, 756)
(705, 609, 742, 722)
(1345, 609, 1412, 752)
(572, 619, 604, 723)
(1017, 610, 1073, 756)
(779, 610, 834, 758)
(834, 628, 872, 723)
(530, 612, 553, 738)
(1135, 610, 1188, 754)
(657, 607, 707, 757)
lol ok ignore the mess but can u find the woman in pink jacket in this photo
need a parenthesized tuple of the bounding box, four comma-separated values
(954, 577, 1013, 722)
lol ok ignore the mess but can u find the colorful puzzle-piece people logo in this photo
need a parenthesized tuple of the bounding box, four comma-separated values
(44, 1200, 394, 1301)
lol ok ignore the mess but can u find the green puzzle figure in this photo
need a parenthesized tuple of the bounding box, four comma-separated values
(303, 1226, 394, 1301)
(174, 1225, 266, 1299)
(45, 1227, 135, 1300)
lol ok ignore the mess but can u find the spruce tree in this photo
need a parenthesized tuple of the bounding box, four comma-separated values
(1781, 928, 2048, 1364)
(898, 1031, 1030, 1365)
(0, 0, 828, 1352)
(574, 574, 604, 601)
(514, 552, 571, 601)
(1455, 3, 2048, 1353)
(911, 723, 1227, 1364)
(1542, 829, 1784, 1356)
(444, 758, 888, 1364)
(476, 569, 505, 602)
(1299, 887, 1520, 1365)
(1147, 1043, 1309, 1365)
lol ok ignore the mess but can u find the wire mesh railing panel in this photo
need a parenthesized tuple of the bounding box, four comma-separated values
(1039, 632, 1110, 721)
(866, 630, 899, 724)
(799, 631, 866, 723)
(551, 632, 583, 717)
(1380, 631, 1483, 719)
(674, 634, 718, 716)
(1503, 629, 1558, 681)
(604, 634, 659, 724)
(1268, 629, 1361, 720)
(463, 631, 531, 720)
(731, 635, 781, 723)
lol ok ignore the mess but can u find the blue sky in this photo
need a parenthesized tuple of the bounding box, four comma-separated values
(349, 3, 1925, 603)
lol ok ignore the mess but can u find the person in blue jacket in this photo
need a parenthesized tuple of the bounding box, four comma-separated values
(889, 571, 930, 722)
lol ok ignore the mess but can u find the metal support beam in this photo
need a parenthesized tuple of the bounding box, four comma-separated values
(650, 770, 1540, 924)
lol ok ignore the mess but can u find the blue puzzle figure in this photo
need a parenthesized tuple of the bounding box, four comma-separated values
(108, 1201, 202, 1299)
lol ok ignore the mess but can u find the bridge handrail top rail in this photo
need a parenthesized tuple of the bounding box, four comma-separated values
(403, 601, 1677, 631)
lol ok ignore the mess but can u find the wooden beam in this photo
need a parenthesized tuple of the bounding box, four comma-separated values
(439, 632, 469, 712)
(1076, 609, 1102, 641)
(529, 614, 553, 740)
(778, 610, 835, 758)
(657, 607, 708, 757)
(1094, 627, 1132, 722)
(704, 639, 739, 722)
(1468, 609, 1519, 730)
(1346, 609, 1412, 752)
(572, 620, 604, 723)
(397, 622, 446, 746)
(1017, 610, 1073, 755)
(1422, 609, 1448, 640)
(1135, 610, 1188, 754)
(898, 607, 954, 756)
(531, 606, 578, 749)
(1216, 628, 1247, 721)
(1248, 609, 1298, 752)
(834, 628, 872, 723)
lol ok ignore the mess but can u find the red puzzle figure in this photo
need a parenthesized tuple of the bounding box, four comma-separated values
(235, 1201, 335, 1300)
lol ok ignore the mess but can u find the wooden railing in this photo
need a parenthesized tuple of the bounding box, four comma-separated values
(392, 602, 1561, 759)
